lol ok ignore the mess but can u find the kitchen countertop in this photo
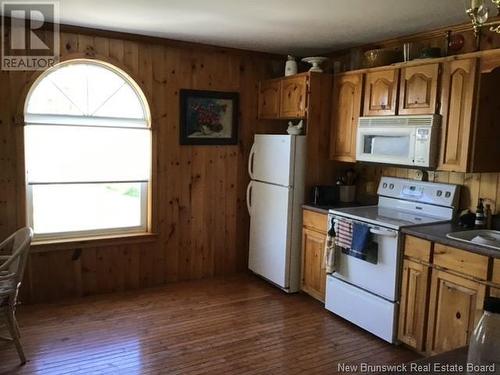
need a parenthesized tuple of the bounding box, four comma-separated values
(302, 202, 371, 215)
(304, 203, 500, 259)
(402, 223, 500, 259)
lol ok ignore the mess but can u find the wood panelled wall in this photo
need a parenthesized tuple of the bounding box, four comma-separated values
(356, 166, 500, 213)
(0, 27, 281, 303)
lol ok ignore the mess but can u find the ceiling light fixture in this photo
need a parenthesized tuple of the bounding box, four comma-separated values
(465, 0, 500, 46)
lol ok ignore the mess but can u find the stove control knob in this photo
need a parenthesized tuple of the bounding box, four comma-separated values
(389, 183, 394, 190)
(437, 190, 443, 197)
(383, 183, 388, 188)
(445, 191, 451, 198)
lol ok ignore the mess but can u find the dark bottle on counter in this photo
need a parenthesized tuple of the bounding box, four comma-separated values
(475, 198, 486, 229)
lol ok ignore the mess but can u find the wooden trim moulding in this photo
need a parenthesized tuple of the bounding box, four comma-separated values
(333, 48, 500, 77)
(1, 16, 285, 60)
(328, 16, 500, 58)
(30, 232, 159, 253)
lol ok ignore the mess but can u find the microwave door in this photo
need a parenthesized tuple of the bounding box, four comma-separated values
(356, 128, 416, 166)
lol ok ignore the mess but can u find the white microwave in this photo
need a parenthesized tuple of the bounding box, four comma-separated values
(356, 115, 441, 168)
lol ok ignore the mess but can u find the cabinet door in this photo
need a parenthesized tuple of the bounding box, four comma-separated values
(301, 228, 327, 302)
(426, 269, 486, 356)
(280, 75, 308, 118)
(399, 63, 440, 115)
(329, 73, 362, 162)
(258, 80, 280, 119)
(363, 69, 399, 116)
(491, 259, 500, 298)
(398, 259, 430, 352)
(438, 58, 477, 172)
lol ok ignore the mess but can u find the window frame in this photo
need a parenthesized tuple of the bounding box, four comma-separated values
(23, 59, 153, 242)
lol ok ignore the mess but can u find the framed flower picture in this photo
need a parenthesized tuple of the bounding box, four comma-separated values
(179, 89, 239, 145)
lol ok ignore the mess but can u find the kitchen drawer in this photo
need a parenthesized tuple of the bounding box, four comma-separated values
(404, 235, 432, 263)
(326, 275, 397, 343)
(303, 209, 327, 233)
(433, 243, 488, 280)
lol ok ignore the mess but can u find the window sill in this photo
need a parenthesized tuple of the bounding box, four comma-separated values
(30, 232, 158, 253)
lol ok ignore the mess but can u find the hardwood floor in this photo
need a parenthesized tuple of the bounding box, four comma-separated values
(0, 274, 419, 374)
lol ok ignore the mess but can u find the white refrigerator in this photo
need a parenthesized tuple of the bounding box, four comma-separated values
(247, 134, 306, 292)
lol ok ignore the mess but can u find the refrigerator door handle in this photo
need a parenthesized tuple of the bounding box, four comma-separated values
(248, 143, 256, 179)
(246, 182, 253, 215)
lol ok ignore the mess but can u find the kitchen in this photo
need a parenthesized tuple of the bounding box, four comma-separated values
(1, 1, 500, 373)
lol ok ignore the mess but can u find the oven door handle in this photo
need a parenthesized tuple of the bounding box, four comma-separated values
(370, 228, 397, 237)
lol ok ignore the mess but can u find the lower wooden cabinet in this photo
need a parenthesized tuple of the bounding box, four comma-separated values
(426, 269, 486, 356)
(399, 235, 494, 356)
(398, 259, 430, 352)
(491, 259, 500, 298)
(301, 209, 328, 302)
(301, 228, 327, 302)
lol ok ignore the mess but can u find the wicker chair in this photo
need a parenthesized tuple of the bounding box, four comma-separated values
(0, 227, 33, 365)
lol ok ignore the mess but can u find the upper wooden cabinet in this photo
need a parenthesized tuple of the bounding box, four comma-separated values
(438, 58, 477, 172)
(329, 73, 363, 162)
(363, 69, 399, 116)
(257, 74, 309, 120)
(438, 54, 500, 172)
(258, 79, 281, 119)
(467, 56, 500, 172)
(280, 75, 308, 119)
(399, 63, 440, 115)
(327, 52, 500, 172)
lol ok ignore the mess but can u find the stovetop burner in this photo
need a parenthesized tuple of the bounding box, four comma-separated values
(329, 177, 460, 229)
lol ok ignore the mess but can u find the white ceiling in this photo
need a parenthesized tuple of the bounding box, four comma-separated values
(18, 0, 470, 55)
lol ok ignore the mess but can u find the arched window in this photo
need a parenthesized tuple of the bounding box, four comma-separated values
(24, 59, 151, 239)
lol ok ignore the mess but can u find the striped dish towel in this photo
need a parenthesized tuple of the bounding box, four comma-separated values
(324, 216, 336, 273)
(334, 218, 353, 250)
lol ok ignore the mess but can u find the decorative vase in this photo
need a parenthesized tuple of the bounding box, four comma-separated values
(285, 55, 297, 76)
(301, 57, 329, 73)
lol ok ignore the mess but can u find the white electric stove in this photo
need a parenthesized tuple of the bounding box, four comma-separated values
(325, 177, 460, 343)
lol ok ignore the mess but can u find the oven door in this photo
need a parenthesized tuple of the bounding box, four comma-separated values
(332, 217, 401, 301)
(356, 126, 416, 166)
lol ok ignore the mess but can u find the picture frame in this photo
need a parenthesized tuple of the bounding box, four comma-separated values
(179, 89, 239, 145)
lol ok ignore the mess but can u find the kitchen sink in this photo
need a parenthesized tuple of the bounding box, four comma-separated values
(446, 230, 500, 251)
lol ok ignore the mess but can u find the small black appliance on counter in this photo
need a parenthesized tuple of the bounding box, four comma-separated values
(311, 185, 338, 206)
